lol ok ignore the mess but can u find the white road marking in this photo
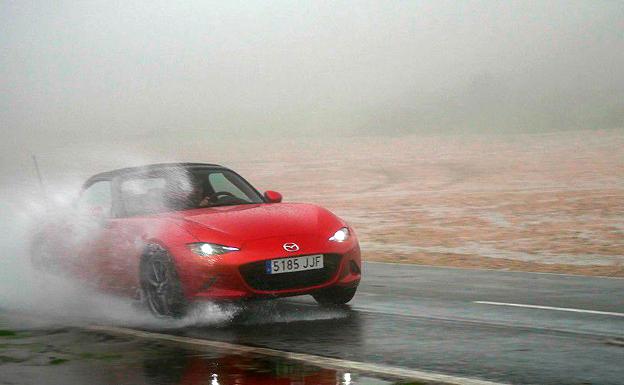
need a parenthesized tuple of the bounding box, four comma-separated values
(287, 299, 622, 338)
(474, 301, 624, 317)
(88, 325, 509, 385)
(364, 261, 624, 279)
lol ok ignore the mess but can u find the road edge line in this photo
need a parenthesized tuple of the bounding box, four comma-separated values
(87, 325, 509, 385)
(474, 301, 624, 317)
(364, 261, 624, 280)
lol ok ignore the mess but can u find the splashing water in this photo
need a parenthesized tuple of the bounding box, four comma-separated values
(0, 186, 237, 329)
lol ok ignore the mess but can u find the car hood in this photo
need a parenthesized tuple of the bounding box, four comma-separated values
(168, 203, 342, 243)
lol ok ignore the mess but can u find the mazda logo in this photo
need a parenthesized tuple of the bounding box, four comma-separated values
(283, 243, 300, 252)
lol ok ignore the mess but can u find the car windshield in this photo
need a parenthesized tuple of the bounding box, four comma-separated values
(120, 168, 264, 216)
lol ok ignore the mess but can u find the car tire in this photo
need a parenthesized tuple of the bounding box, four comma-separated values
(140, 244, 188, 318)
(312, 285, 357, 305)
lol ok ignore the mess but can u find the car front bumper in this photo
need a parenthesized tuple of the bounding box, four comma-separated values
(170, 234, 362, 301)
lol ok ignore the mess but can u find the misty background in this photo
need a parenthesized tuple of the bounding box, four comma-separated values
(1, 1, 623, 333)
(1, 0, 623, 189)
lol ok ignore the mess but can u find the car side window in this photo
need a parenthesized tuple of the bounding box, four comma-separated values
(208, 172, 248, 200)
(78, 180, 112, 217)
(120, 177, 167, 216)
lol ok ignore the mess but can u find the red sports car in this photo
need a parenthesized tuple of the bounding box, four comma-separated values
(32, 163, 361, 317)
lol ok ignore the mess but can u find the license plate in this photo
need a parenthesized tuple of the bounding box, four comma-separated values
(265, 254, 324, 274)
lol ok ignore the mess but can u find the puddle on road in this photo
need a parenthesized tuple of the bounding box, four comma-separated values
(141, 347, 392, 385)
(0, 314, 411, 385)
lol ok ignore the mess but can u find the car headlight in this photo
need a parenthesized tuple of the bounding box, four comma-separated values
(187, 243, 240, 256)
(329, 227, 350, 242)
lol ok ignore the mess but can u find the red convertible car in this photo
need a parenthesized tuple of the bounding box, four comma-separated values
(31, 163, 361, 317)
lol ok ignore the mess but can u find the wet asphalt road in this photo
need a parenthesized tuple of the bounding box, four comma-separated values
(168, 263, 624, 385)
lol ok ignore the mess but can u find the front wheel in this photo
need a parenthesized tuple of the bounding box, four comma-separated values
(312, 286, 357, 305)
(140, 244, 188, 318)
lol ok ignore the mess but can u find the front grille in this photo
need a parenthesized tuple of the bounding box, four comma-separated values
(239, 254, 342, 291)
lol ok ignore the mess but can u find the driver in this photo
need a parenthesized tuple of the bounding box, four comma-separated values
(165, 173, 238, 209)
(197, 186, 234, 207)
(164, 174, 209, 210)
(187, 177, 213, 208)
(189, 177, 221, 208)
(197, 185, 212, 208)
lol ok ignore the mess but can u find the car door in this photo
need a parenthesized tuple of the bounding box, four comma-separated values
(101, 174, 168, 297)
(73, 179, 115, 289)
(101, 216, 144, 297)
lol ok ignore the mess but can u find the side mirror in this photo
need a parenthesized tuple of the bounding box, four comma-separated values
(264, 190, 283, 203)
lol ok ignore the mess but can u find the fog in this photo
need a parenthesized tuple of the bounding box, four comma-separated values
(2, 1, 623, 180)
(0, 0, 622, 329)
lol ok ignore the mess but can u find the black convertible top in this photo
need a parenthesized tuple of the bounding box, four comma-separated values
(84, 163, 226, 186)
